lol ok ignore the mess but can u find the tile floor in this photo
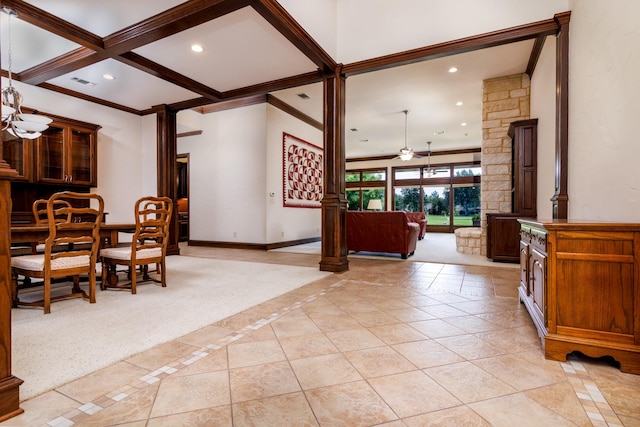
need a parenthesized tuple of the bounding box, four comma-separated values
(3, 246, 640, 426)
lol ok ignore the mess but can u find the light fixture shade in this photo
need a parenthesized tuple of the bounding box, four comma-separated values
(367, 199, 383, 210)
(12, 120, 49, 132)
(2, 104, 16, 119)
(18, 113, 53, 124)
(7, 128, 41, 139)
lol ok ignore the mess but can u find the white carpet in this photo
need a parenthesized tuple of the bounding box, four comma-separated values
(272, 232, 519, 269)
(11, 256, 332, 400)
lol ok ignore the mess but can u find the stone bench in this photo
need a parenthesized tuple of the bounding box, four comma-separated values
(454, 227, 482, 255)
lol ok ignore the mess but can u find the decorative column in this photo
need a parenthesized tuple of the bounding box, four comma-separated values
(320, 67, 349, 272)
(552, 11, 571, 219)
(156, 105, 180, 256)
(0, 159, 23, 421)
(480, 73, 531, 255)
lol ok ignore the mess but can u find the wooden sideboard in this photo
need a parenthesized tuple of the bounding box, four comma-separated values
(519, 219, 640, 374)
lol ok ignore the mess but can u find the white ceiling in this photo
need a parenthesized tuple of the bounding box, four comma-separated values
(1, 1, 535, 158)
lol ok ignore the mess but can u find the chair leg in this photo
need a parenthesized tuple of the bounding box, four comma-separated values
(160, 260, 166, 287)
(131, 264, 137, 294)
(100, 260, 106, 290)
(44, 277, 51, 314)
(88, 269, 96, 303)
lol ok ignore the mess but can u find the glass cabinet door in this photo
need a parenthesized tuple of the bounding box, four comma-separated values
(69, 127, 95, 185)
(2, 133, 32, 181)
(38, 125, 65, 183)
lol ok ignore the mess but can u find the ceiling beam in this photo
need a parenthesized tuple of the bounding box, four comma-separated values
(118, 52, 223, 101)
(15, 0, 252, 85)
(343, 18, 559, 76)
(250, 0, 337, 73)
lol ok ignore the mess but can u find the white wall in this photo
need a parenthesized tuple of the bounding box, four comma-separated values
(530, 36, 557, 219)
(266, 105, 323, 243)
(336, 0, 569, 63)
(177, 105, 267, 243)
(178, 105, 322, 245)
(2, 78, 146, 223)
(566, 0, 640, 220)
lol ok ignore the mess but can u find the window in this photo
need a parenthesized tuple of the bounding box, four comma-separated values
(392, 161, 481, 230)
(346, 168, 387, 210)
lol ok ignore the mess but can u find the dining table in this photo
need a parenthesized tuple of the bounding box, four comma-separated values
(10, 222, 136, 248)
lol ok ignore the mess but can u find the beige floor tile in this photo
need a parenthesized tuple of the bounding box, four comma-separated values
(171, 347, 228, 377)
(229, 361, 301, 403)
(279, 332, 339, 360)
(305, 381, 398, 426)
(349, 309, 402, 327)
(368, 323, 429, 345)
(524, 382, 592, 426)
(435, 334, 506, 360)
(468, 393, 577, 427)
(403, 405, 492, 426)
(232, 392, 318, 427)
(125, 340, 201, 371)
(393, 339, 465, 368)
(474, 325, 540, 353)
(408, 318, 467, 338)
(472, 353, 567, 391)
(344, 346, 416, 378)
(271, 310, 322, 338)
(306, 312, 362, 332)
(149, 371, 230, 419)
(55, 361, 149, 403)
(75, 383, 159, 427)
(326, 328, 386, 351)
(424, 361, 517, 403)
(440, 314, 502, 333)
(369, 370, 461, 418)
(147, 406, 232, 427)
(0, 391, 80, 427)
(289, 353, 363, 390)
(384, 306, 436, 322)
(176, 324, 235, 347)
(227, 339, 286, 369)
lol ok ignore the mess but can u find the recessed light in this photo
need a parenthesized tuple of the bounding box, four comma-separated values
(461, 122, 467, 127)
(191, 44, 204, 53)
(456, 101, 463, 106)
(102, 74, 115, 80)
(448, 67, 458, 73)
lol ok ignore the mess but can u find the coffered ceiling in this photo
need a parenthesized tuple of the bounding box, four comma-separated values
(0, 0, 556, 158)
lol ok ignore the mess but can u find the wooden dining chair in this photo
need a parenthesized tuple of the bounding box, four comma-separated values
(10, 191, 104, 314)
(100, 196, 173, 294)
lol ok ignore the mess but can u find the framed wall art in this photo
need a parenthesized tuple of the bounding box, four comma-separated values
(282, 133, 323, 208)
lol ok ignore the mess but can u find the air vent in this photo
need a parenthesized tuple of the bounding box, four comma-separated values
(297, 93, 310, 100)
(71, 77, 97, 87)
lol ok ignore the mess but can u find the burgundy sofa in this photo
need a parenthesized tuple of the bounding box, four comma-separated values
(405, 212, 427, 240)
(346, 211, 420, 259)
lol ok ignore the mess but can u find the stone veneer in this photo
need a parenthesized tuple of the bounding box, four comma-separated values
(459, 73, 530, 256)
(454, 227, 482, 255)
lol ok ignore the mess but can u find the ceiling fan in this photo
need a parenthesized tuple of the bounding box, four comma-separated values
(424, 141, 448, 177)
(395, 110, 421, 161)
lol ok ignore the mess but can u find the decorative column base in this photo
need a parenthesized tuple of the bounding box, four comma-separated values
(0, 376, 24, 422)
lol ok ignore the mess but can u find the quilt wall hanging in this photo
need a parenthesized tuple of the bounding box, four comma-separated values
(283, 132, 323, 208)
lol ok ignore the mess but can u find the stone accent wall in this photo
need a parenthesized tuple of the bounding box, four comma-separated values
(479, 73, 530, 255)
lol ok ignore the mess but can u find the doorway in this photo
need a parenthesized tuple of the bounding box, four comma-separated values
(177, 153, 189, 242)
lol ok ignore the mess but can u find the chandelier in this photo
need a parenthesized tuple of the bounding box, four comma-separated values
(1, 7, 51, 139)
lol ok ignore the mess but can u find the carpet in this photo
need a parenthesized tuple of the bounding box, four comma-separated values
(11, 256, 332, 400)
(272, 232, 519, 269)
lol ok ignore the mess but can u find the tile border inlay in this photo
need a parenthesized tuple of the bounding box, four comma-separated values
(46, 279, 348, 426)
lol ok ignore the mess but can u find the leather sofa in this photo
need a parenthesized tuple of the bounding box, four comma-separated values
(405, 212, 427, 240)
(346, 211, 420, 259)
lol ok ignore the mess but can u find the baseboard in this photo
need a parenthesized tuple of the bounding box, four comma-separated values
(188, 237, 320, 251)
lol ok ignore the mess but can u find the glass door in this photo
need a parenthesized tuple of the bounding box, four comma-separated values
(37, 125, 65, 183)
